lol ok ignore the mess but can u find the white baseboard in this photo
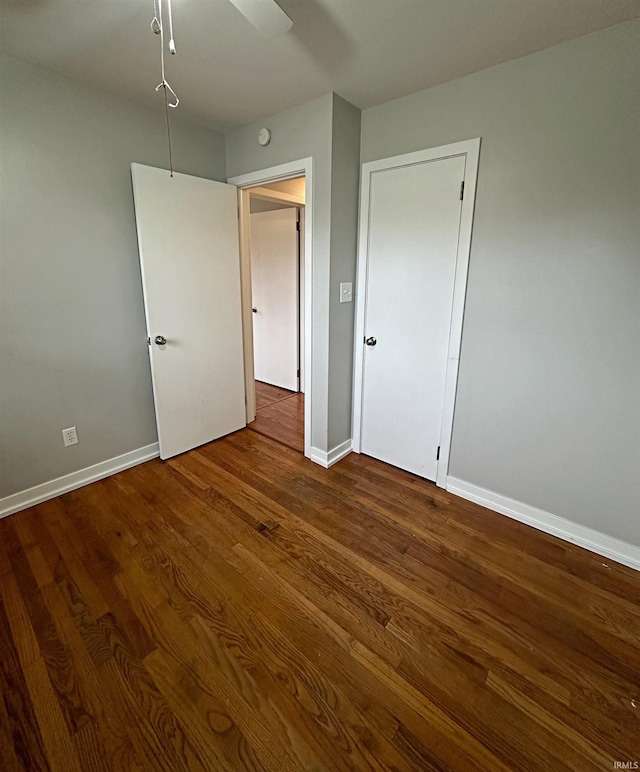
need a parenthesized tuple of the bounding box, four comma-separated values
(309, 439, 352, 469)
(0, 443, 160, 520)
(446, 476, 640, 572)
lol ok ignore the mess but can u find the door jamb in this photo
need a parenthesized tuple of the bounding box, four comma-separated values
(351, 139, 481, 488)
(228, 158, 313, 460)
(249, 186, 304, 207)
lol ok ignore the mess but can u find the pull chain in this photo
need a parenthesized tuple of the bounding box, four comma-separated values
(152, 0, 179, 176)
(167, 0, 176, 54)
(163, 85, 174, 177)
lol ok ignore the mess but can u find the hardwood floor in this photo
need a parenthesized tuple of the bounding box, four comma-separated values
(1, 430, 639, 770)
(254, 381, 297, 411)
(249, 381, 304, 452)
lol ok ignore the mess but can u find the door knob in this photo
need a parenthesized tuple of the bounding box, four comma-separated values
(252, 307, 258, 313)
(365, 336, 377, 346)
(155, 335, 167, 345)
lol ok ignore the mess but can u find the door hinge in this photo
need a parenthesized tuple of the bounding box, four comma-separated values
(459, 181, 465, 201)
(436, 446, 441, 461)
(296, 220, 301, 231)
(297, 369, 300, 378)
(147, 336, 151, 346)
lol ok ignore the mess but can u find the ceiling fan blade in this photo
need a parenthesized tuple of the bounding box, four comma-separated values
(227, 0, 293, 37)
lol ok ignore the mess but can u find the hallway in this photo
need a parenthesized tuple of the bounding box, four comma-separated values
(248, 381, 304, 453)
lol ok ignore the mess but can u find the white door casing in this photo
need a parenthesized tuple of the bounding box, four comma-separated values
(250, 207, 299, 391)
(131, 163, 246, 459)
(229, 158, 314, 460)
(352, 139, 481, 487)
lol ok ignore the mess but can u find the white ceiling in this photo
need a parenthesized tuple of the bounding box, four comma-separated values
(2, 0, 639, 132)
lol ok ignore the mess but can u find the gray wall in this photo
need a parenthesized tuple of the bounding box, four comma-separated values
(328, 94, 361, 449)
(0, 54, 227, 498)
(225, 94, 335, 452)
(361, 21, 640, 545)
(226, 93, 362, 454)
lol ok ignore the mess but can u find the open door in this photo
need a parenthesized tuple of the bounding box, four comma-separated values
(131, 163, 246, 459)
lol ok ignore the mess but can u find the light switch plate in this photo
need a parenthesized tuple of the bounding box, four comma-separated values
(339, 282, 353, 303)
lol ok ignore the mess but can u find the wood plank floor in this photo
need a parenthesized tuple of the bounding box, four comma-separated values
(249, 381, 304, 452)
(1, 431, 639, 770)
(254, 381, 297, 411)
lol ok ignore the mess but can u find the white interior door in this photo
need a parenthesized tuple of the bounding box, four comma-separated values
(250, 208, 299, 391)
(360, 155, 466, 480)
(131, 163, 246, 459)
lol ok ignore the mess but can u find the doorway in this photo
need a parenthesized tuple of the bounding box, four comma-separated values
(229, 161, 312, 457)
(247, 178, 305, 452)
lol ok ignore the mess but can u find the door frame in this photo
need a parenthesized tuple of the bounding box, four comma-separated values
(352, 139, 481, 488)
(228, 158, 313, 460)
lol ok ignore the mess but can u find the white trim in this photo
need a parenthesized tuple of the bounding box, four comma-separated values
(352, 139, 481, 490)
(0, 443, 160, 520)
(229, 158, 313, 460)
(309, 439, 352, 469)
(447, 476, 640, 572)
(237, 187, 257, 422)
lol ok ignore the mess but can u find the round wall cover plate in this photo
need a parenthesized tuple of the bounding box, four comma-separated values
(257, 127, 271, 146)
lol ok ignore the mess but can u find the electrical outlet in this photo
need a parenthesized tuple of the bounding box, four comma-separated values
(62, 426, 78, 447)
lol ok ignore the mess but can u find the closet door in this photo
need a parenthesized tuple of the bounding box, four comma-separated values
(359, 154, 466, 480)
